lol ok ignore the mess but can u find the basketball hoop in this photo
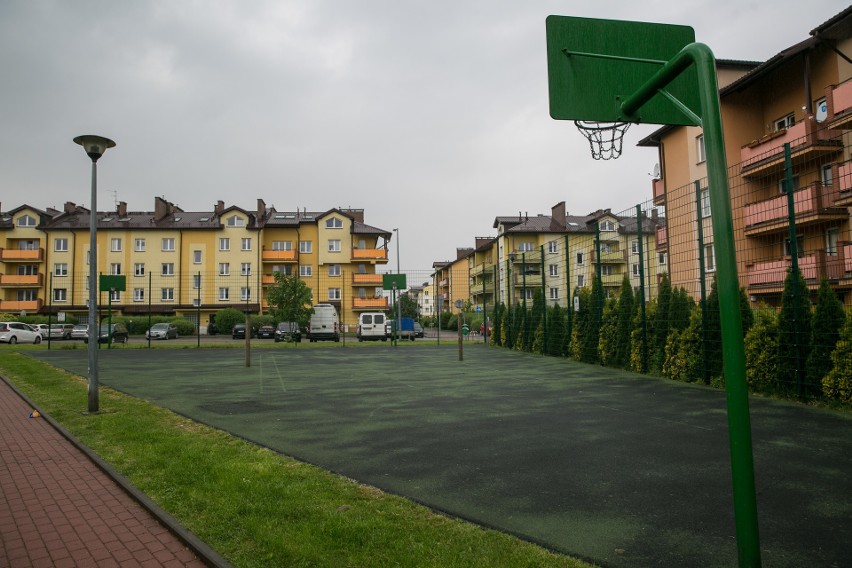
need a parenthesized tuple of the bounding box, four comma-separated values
(574, 121, 631, 160)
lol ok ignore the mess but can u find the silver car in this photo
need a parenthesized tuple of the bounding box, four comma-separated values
(71, 324, 89, 340)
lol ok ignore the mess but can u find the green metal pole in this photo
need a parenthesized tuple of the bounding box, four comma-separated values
(540, 244, 547, 348)
(695, 181, 709, 384)
(483, 264, 488, 345)
(522, 252, 528, 346)
(197, 271, 201, 349)
(564, 234, 572, 344)
(783, 143, 803, 397)
(635, 205, 648, 373)
(594, 222, 603, 327)
(47, 273, 53, 350)
(622, 42, 761, 568)
(147, 271, 152, 348)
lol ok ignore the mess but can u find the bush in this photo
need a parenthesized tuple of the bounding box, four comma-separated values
(745, 308, 779, 394)
(215, 308, 248, 336)
(806, 279, 845, 390)
(822, 310, 852, 403)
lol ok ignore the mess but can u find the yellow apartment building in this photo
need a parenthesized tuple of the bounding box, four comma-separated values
(640, 7, 852, 306)
(1, 197, 392, 329)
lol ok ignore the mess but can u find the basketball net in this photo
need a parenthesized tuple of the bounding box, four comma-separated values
(574, 121, 631, 160)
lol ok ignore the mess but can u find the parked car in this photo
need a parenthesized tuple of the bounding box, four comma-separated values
(308, 304, 340, 342)
(256, 325, 276, 339)
(85, 323, 129, 344)
(71, 324, 89, 340)
(357, 312, 387, 341)
(232, 324, 252, 339)
(49, 324, 75, 340)
(146, 322, 178, 340)
(274, 322, 301, 343)
(33, 324, 51, 338)
(0, 322, 42, 344)
(413, 322, 424, 338)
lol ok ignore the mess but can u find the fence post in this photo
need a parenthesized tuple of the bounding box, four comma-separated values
(197, 271, 201, 348)
(635, 205, 648, 373)
(483, 264, 488, 345)
(147, 271, 152, 348)
(695, 181, 709, 384)
(783, 142, 804, 397)
(540, 244, 547, 349)
(522, 252, 528, 347)
(564, 234, 572, 347)
(595, 221, 603, 327)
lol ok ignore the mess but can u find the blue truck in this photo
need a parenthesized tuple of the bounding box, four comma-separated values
(389, 317, 416, 341)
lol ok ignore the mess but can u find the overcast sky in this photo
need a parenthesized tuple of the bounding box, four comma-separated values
(1, 0, 846, 272)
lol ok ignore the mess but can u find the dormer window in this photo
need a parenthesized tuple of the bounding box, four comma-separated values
(227, 215, 244, 227)
(326, 217, 343, 228)
(17, 215, 36, 227)
(600, 220, 616, 231)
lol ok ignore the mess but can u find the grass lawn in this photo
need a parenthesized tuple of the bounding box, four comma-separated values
(0, 351, 593, 568)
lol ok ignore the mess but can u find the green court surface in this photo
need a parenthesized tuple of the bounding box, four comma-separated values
(31, 346, 852, 567)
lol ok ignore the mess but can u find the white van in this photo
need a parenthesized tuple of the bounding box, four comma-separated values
(308, 303, 340, 342)
(357, 312, 387, 341)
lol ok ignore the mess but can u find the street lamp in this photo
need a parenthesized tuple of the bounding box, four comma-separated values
(73, 135, 115, 413)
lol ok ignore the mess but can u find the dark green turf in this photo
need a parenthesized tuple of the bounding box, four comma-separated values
(30, 346, 852, 568)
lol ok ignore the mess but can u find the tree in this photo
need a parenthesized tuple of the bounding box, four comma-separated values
(545, 304, 566, 357)
(822, 309, 852, 403)
(745, 307, 779, 394)
(614, 275, 635, 369)
(651, 272, 672, 373)
(805, 279, 846, 390)
(213, 308, 248, 337)
(598, 297, 618, 366)
(265, 273, 314, 329)
(491, 303, 505, 347)
(777, 269, 812, 397)
(396, 293, 419, 319)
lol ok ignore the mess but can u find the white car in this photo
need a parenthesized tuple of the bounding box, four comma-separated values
(0, 322, 43, 344)
(33, 324, 50, 338)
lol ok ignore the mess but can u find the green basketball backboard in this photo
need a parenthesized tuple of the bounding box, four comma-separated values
(382, 274, 406, 291)
(99, 274, 126, 292)
(546, 16, 701, 126)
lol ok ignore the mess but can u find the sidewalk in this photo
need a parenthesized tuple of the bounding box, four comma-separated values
(0, 376, 229, 568)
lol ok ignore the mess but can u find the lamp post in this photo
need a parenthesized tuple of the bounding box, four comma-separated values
(73, 135, 116, 413)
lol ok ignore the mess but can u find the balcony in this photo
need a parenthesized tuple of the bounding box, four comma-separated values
(470, 264, 486, 277)
(600, 273, 623, 286)
(0, 299, 43, 312)
(656, 226, 667, 250)
(438, 278, 449, 288)
(0, 274, 43, 287)
(0, 248, 44, 262)
(739, 120, 842, 178)
(835, 161, 852, 207)
(352, 273, 383, 286)
(352, 297, 389, 310)
(351, 248, 388, 262)
(743, 182, 847, 236)
(652, 177, 665, 205)
(746, 249, 846, 289)
(591, 250, 626, 263)
(512, 272, 542, 287)
(826, 79, 852, 130)
(261, 250, 297, 262)
(846, 244, 852, 274)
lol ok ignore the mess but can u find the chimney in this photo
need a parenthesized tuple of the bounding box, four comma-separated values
(64, 201, 76, 214)
(257, 198, 266, 221)
(214, 200, 225, 215)
(551, 201, 566, 229)
(117, 201, 127, 217)
(456, 247, 473, 260)
(475, 237, 493, 249)
(154, 196, 169, 221)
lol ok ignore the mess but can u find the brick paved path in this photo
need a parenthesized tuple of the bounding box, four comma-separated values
(0, 377, 220, 568)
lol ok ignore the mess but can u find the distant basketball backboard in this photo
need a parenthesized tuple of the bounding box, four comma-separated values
(546, 16, 701, 126)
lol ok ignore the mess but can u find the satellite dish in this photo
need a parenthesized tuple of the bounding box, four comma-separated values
(651, 163, 661, 179)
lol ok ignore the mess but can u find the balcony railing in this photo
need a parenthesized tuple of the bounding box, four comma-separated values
(656, 226, 667, 249)
(0, 299, 43, 312)
(0, 274, 43, 287)
(652, 177, 665, 204)
(744, 183, 846, 235)
(512, 273, 542, 287)
(352, 273, 383, 285)
(835, 160, 852, 207)
(591, 250, 626, 263)
(261, 250, 297, 262)
(746, 249, 846, 287)
(351, 248, 388, 261)
(0, 248, 44, 262)
(826, 79, 852, 129)
(740, 120, 842, 177)
(846, 244, 852, 274)
(352, 297, 389, 309)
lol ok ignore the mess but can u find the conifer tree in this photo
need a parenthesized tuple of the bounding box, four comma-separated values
(822, 309, 852, 403)
(806, 279, 845, 390)
(777, 269, 812, 397)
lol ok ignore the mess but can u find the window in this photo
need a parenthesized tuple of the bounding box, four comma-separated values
(219, 263, 230, 276)
(219, 287, 229, 301)
(601, 242, 613, 253)
(328, 239, 341, 252)
(161, 288, 174, 301)
(271, 264, 292, 276)
(779, 176, 800, 194)
(227, 215, 244, 227)
(632, 264, 640, 277)
(577, 274, 585, 288)
(659, 252, 667, 266)
(826, 228, 840, 256)
(701, 188, 712, 218)
(193, 274, 201, 289)
(54, 263, 68, 277)
(601, 265, 614, 276)
(328, 288, 341, 300)
(577, 252, 584, 265)
(300, 265, 312, 277)
(17, 290, 37, 301)
(328, 264, 341, 277)
(523, 289, 534, 300)
(549, 264, 558, 277)
(193, 250, 202, 264)
(599, 220, 615, 231)
(110, 263, 122, 275)
(134, 288, 144, 302)
(17, 215, 36, 227)
(162, 238, 175, 251)
(135, 238, 146, 252)
(821, 164, 833, 187)
(161, 263, 174, 276)
(547, 241, 558, 254)
(774, 113, 795, 131)
(192, 299, 200, 307)
(704, 244, 716, 272)
(631, 240, 639, 254)
(241, 287, 251, 301)
(272, 241, 292, 251)
(17, 264, 37, 276)
(241, 262, 252, 276)
(816, 97, 828, 123)
(696, 134, 706, 164)
(53, 288, 67, 302)
(241, 238, 252, 251)
(517, 242, 534, 252)
(299, 241, 312, 254)
(55, 238, 68, 252)
(549, 287, 559, 300)
(110, 290, 121, 302)
(134, 263, 145, 277)
(110, 238, 122, 252)
(326, 217, 343, 228)
(219, 238, 230, 251)
(784, 236, 804, 258)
